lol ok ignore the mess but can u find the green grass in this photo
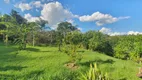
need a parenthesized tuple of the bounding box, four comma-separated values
(0, 43, 141, 80)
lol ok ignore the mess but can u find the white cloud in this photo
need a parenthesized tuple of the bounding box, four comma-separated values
(40, 1, 76, 27)
(108, 32, 125, 36)
(4, 0, 10, 3)
(127, 31, 142, 35)
(21, 1, 77, 29)
(79, 12, 130, 26)
(24, 13, 40, 22)
(15, 3, 32, 11)
(99, 27, 111, 34)
(99, 27, 124, 36)
(77, 27, 82, 31)
(66, 19, 74, 24)
(14, 1, 43, 11)
(99, 27, 142, 36)
(31, 1, 42, 8)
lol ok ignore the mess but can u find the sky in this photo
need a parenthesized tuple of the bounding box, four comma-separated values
(1, 0, 142, 35)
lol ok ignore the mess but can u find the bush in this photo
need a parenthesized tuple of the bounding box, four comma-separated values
(82, 31, 96, 49)
(114, 36, 142, 61)
(129, 42, 142, 61)
(79, 63, 109, 80)
(88, 32, 113, 56)
(114, 40, 133, 59)
(63, 31, 83, 63)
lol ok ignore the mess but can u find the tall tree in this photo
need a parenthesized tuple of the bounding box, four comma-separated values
(0, 14, 17, 46)
(57, 22, 78, 51)
(10, 9, 27, 24)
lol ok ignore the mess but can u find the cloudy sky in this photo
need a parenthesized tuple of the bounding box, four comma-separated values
(1, 0, 142, 35)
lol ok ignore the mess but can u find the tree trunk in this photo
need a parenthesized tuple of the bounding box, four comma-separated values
(22, 34, 27, 50)
(58, 40, 62, 51)
(5, 27, 8, 46)
(23, 40, 26, 50)
(3, 34, 5, 42)
(51, 33, 53, 44)
(32, 31, 35, 47)
(5, 34, 8, 47)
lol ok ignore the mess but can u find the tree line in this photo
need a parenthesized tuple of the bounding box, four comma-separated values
(0, 10, 142, 62)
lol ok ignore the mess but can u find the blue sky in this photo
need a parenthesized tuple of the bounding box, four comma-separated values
(1, 0, 142, 35)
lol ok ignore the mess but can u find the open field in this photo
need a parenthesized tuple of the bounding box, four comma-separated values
(0, 43, 141, 80)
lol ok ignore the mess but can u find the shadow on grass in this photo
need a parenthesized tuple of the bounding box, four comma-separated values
(77, 50, 85, 53)
(40, 51, 53, 53)
(80, 59, 115, 67)
(0, 47, 18, 54)
(119, 77, 127, 80)
(23, 70, 44, 79)
(0, 74, 16, 80)
(26, 48, 40, 52)
(0, 66, 27, 71)
(0, 69, 44, 79)
(26, 48, 53, 53)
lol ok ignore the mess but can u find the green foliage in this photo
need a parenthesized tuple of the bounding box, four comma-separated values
(56, 22, 78, 51)
(114, 35, 142, 61)
(63, 31, 83, 63)
(1, 9, 142, 63)
(79, 63, 109, 80)
(0, 10, 47, 49)
(63, 44, 82, 63)
(114, 40, 132, 59)
(89, 32, 105, 50)
(82, 31, 95, 49)
(13, 23, 32, 50)
(35, 30, 57, 46)
(88, 31, 113, 56)
(129, 42, 142, 61)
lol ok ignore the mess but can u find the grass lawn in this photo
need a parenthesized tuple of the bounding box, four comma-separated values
(0, 43, 142, 80)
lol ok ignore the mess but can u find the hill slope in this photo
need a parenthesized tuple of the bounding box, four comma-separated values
(0, 44, 141, 80)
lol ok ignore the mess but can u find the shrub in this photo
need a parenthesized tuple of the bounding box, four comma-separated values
(114, 37, 142, 61)
(79, 63, 109, 80)
(62, 31, 83, 63)
(114, 40, 133, 59)
(129, 42, 142, 61)
(88, 32, 113, 56)
(82, 31, 96, 49)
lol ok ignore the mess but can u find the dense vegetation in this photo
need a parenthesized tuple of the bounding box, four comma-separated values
(1, 10, 142, 79)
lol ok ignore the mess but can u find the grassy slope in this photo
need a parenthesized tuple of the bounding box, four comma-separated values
(0, 43, 141, 80)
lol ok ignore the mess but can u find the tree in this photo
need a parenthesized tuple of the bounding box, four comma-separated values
(36, 18, 48, 30)
(89, 31, 113, 56)
(57, 22, 78, 51)
(10, 9, 27, 24)
(0, 14, 17, 46)
(9, 10, 48, 49)
(28, 22, 40, 46)
(129, 42, 142, 61)
(63, 31, 83, 63)
(82, 30, 96, 49)
(114, 35, 142, 61)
